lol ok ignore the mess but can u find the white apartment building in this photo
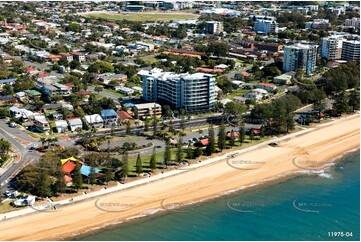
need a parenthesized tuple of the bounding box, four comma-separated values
(321, 35, 344, 60)
(139, 68, 217, 112)
(254, 19, 278, 34)
(345, 18, 360, 30)
(283, 44, 318, 74)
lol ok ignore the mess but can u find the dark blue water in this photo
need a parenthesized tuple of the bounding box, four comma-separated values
(75, 151, 360, 241)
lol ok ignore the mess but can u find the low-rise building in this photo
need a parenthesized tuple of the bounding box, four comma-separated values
(55, 120, 68, 133)
(256, 83, 277, 92)
(72, 52, 86, 62)
(34, 115, 50, 132)
(83, 114, 104, 128)
(273, 72, 294, 85)
(133, 102, 162, 120)
(67, 117, 83, 131)
(244, 88, 268, 101)
(0, 78, 17, 90)
(100, 109, 119, 126)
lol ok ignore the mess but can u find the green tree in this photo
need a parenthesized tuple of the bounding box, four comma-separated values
(229, 130, 235, 147)
(333, 91, 349, 116)
(186, 145, 193, 159)
(153, 105, 158, 137)
(163, 139, 171, 166)
(249, 129, 254, 142)
(238, 127, 245, 146)
(348, 90, 360, 112)
(121, 152, 129, 180)
(176, 139, 183, 163)
(206, 125, 216, 155)
(94, 86, 103, 94)
(194, 147, 203, 158)
(125, 121, 131, 135)
(89, 167, 97, 185)
(313, 88, 327, 121)
(33, 161, 52, 198)
(217, 119, 227, 151)
(149, 147, 157, 171)
(72, 162, 83, 191)
(67, 22, 81, 32)
(52, 161, 66, 195)
(135, 153, 143, 176)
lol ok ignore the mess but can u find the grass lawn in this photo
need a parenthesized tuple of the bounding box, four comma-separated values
(87, 12, 199, 22)
(124, 135, 270, 176)
(224, 89, 245, 99)
(0, 200, 19, 214)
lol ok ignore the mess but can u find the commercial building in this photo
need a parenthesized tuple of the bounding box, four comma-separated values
(321, 35, 344, 60)
(254, 19, 278, 34)
(283, 44, 318, 74)
(205, 21, 224, 35)
(139, 68, 217, 112)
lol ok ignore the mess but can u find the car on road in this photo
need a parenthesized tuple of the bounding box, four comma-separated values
(9, 121, 16, 128)
(156, 145, 162, 148)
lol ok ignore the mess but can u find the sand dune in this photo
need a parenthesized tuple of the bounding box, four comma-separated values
(0, 116, 359, 241)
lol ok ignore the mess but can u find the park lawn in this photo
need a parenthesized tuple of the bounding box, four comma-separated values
(88, 12, 199, 22)
(0, 200, 19, 214)
(125, 135, 270, 176)
(140, 55, 159, 65)
(224, 88, 246, 99)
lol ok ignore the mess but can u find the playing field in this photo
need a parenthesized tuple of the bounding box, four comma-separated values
(83, 11, 199, 22)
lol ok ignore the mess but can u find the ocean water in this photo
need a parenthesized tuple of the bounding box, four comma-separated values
(75, 151, 360, 241)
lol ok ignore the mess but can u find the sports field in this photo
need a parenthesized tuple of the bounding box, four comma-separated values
(82, 11, 199, 22)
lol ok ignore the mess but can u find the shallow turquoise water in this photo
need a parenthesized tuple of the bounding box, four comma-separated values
(75, 151, 360, 241)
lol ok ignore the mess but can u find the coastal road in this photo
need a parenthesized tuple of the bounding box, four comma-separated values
(0, 120, 41, 190)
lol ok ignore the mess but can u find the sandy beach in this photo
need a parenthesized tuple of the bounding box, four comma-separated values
(0, 115, 359, 241)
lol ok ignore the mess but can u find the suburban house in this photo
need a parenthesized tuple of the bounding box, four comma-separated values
(256, 83, 277, 92)
(273, 72, 295, 85)
(55, 120, 68, 133)
(117, 111, 133, 123)
(0, 78, 17, 90)
(67, 117, 83, 131)
(34, 115, 50, 132)
(72, 52, 86, 62)
(100, 109, 119, 126)
(59, 52, 74, 62)
(133, 103, 162, 120)
(83, 114, 104, 128)
(244, 88, 269, 101)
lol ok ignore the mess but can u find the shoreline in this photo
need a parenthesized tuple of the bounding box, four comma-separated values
(72, 147, 360, 241)
(0, 114, 359, 241)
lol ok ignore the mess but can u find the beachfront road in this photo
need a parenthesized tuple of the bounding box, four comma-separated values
(0, 120, 40, 190)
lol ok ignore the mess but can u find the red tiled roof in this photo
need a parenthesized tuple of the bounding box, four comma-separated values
(62, 161, 76, 174)
(258, 83, 276, 88)
(227, 131, 239, 138)
(64, 83, 74, 87)
(64, 175, 72, 183)
(199, 138, 209, 146)
(26, 67, 38, 72)
(241, 71, 250, 77)
(117, 111, 133, 121)
(39, 73, 48, 77)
